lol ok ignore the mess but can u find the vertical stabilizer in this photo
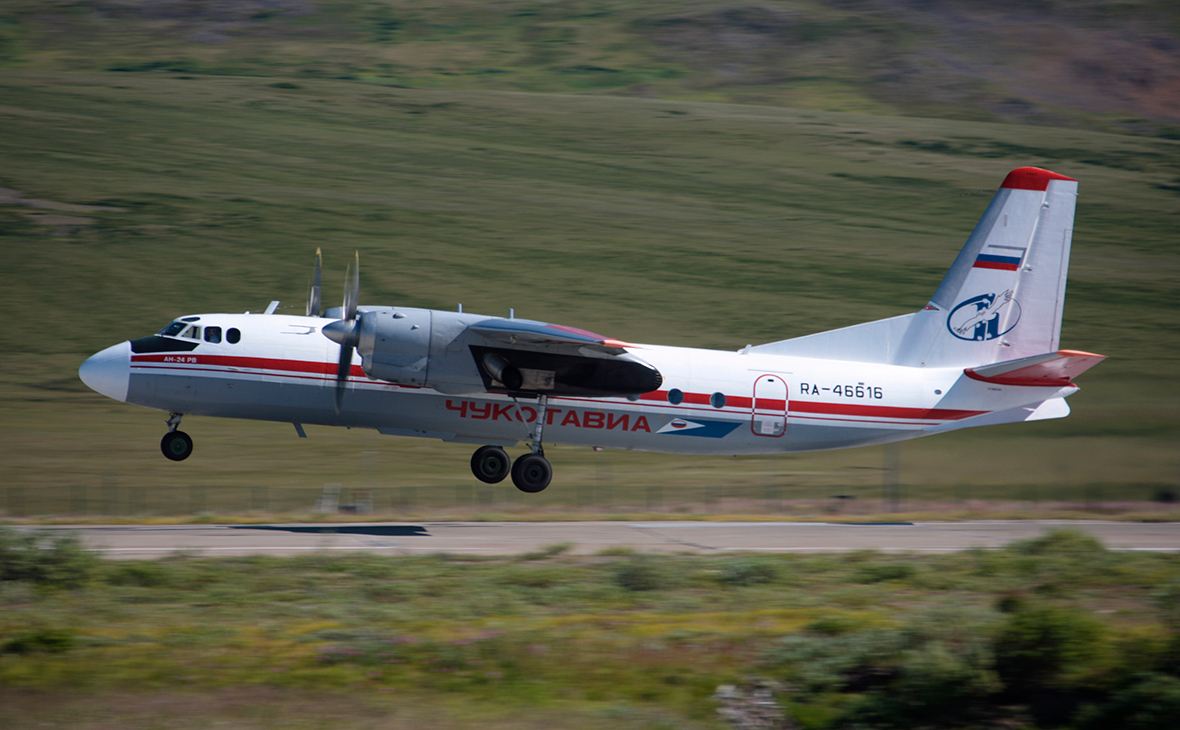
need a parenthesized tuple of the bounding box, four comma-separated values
(893, 167, 1078, 368)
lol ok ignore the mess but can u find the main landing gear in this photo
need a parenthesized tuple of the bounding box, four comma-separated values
(470, 397, 553, 493)
(161, 413, 193, 462)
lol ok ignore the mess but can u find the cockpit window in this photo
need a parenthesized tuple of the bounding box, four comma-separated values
(181, 325, 201, 340)
(204, 326, 222, 344)
(159, 322, 186, 337)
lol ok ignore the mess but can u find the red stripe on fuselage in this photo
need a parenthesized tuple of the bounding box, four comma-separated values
(791, 401, 983, 421)
(131, 353, 366, 378)
(132, 359, 986, 424)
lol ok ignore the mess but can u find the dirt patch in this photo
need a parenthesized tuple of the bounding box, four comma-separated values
(0, 187, 126, 234)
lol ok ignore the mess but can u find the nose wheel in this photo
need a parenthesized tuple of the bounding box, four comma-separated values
(160, 413, 193, 461)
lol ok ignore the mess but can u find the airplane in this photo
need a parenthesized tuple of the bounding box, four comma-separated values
(79, 166, 1104, 493)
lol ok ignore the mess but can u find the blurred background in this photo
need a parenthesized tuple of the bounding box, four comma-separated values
(4, 5, 1180, 730)
(1, 0, 1177, 519)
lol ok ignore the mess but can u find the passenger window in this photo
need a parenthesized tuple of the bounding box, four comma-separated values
(204, 326, 222, 344)
(182, 326, 201, 340)
(226, 328, 241, 344)
(159, 322, 186, 337)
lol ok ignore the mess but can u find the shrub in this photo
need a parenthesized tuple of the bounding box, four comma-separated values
(105, 560, 172, 588)
(1012, 528, 1106, 556)
(803, 614, 862, 636)
(839, 642, 1002, 729)
(994, 601, 1106, 693)
(717, 558, 778, 586)
(0, 527, 97, 588)
(1077, 673, 1180, 730)
(1, 628, 76, 655)
(612, 556, 667, 592)
(851, 562, 915, 584)
(763, 629, 908, 695)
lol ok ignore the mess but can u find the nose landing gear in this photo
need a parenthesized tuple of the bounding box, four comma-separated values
(161, 413, 193, 461)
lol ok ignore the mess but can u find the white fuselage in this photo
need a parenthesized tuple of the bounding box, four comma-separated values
(82, 313, 1076, 456)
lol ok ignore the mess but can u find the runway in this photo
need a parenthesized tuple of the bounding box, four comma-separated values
(29, 520, 1180, 558)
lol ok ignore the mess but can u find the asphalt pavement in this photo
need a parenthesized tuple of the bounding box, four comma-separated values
(27, 520, 1180, 558)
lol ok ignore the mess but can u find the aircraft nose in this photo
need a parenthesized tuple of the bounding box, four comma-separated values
(79, 341, 131, 402)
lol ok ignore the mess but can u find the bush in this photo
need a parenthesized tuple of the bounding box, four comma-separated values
(763, 629, 908, 695)
(1012, 528, 1106, 557)
(0, 527, 97, 588)
(803, 614, 863, 637)
(994, 601, 1106, 693)
(1, 628, 76, 655)
(1077, 673, 1180, 730)
(851, 563, 915, 584)
(612, 556, 667, 592)
(105, 560, 173, 588)
(717, 558, 778, 586)
(839, 642, 1002, 729)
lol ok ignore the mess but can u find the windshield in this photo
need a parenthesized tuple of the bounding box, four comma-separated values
(158, 322, 186, 337)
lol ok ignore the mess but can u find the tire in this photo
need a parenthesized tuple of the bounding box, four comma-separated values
(511, 453, 552, 493)
(471, 445, 510, 484)
(161, 430, 193, 461)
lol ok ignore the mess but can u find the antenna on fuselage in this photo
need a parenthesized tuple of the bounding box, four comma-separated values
(306, 247, 323, 317)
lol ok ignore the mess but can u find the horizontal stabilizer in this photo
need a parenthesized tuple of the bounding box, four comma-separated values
(926, 397, 1070, 434)
(964, 349, 1105, 387)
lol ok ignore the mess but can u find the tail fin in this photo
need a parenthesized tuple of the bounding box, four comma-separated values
(893, 167, 1078, 367)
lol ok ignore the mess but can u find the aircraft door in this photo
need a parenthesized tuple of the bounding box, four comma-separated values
(751, 374, 788, 437)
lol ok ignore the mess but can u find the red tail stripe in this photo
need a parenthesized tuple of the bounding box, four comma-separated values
(1000, 166, 1076, 191)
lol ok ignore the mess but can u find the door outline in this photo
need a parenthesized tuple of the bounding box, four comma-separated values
(751, 374, 788, 438)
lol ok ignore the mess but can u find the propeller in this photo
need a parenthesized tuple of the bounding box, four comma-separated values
(321, 251, 362, 414)
(306, 248, 322, 317)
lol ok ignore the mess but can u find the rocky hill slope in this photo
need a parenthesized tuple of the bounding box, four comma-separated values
(3, 0, 1178, 132)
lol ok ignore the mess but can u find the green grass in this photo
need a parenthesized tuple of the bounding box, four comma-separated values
(1, 528, 1178, 728)
(0, 71, 1177, 519)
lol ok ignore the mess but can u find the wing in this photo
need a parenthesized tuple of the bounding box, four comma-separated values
(466, 318, 661, 397)
(468, 318, 633, 354)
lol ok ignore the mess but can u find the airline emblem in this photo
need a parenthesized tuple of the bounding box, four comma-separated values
(656, 418, 741, 438)
(947, 290, 1021, 341)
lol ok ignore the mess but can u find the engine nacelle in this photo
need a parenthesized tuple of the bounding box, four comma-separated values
(356, 308, 433, 387)
(349, 307, 662, 397)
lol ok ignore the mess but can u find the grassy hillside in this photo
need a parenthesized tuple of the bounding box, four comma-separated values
(2, 1, 1180, 131)
(0, 70, 1176, 517)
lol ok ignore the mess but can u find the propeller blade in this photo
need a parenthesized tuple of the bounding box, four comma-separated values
(335, 340, 353, 414)
(343, 251, 359, 322)
(322, 251, 362, 414)
(306, 247, 322, 317)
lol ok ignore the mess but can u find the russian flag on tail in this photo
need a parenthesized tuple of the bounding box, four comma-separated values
(973, 253, 1022, 271)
